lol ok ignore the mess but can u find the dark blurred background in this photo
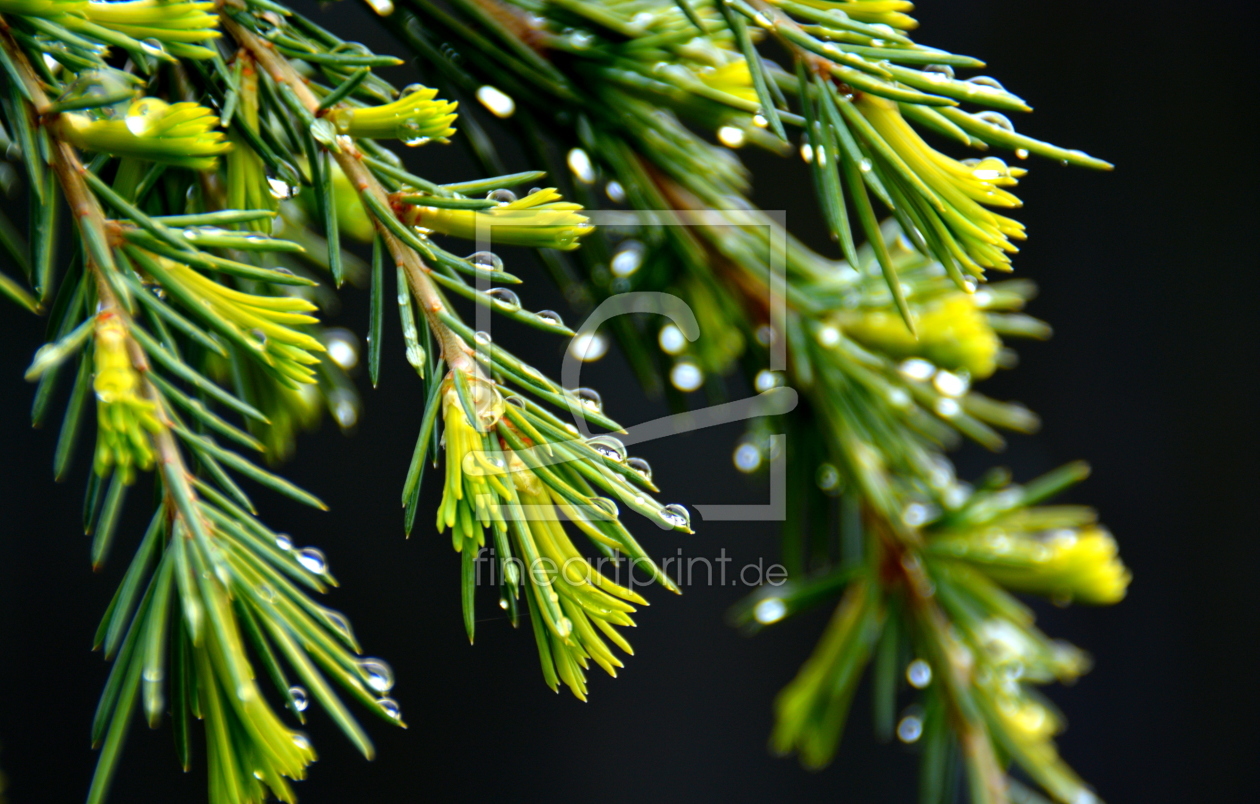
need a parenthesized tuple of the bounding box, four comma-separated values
(1, 1, 1256, 801)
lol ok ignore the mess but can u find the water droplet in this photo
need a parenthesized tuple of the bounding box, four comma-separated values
(717, 126, 745, 148)
(906, 659, 932, 688)
(573, 387, 602, 412)
(465, 251, 503, 272)
(816, 463, 841, 492)
(932, 370, 969, 398)
(817, 325, 840, 347)
(897, 714, 923, 743)
(734, 443, 762, 473)
(556, 616, 573, 637)
(1015, 148, 1029, 160)
(934, 398, 961, 418)
(587, 435, 626, 462)
(486, 188, 517, 205)
(289, 685, 309, 711)
(752, 114, 768, 129)
(658, 324, 686, 355)
(903, 502, 933, 526)
(535, 309, 564, 328)
(292, 733, 312, 750)
(402, 135, 431, 147)
(754, 369, 782, 393)
(473, 330, 492, 345)
(898, 358, 935, 381)
(296, 547, 327, 574)
(610, 239, 645, 277)
(590, 496, 619, 518)
(332, 395, 358, 428)
(275, 533, 293, 551)
(257, 583, 276, 602)
(325, 328, 359, 370)
(922, 63, 955, 81)
(485, 287, 520, 310)
(965, 75, 1007, 93)
(754, 598, 786, 624)
(627, 456, 655, 481)
(499, 597, 510, 610)
(377, 697, 402, 719)
(859, 157, 873, 173)
(670, 361, 703, 392)
(606, 180, 626, 203)
(363, 0, 393, 15)
(182, 228, 199, 240)
(505, 394, 526, 409)
(568, 332, 608, 362)
(799, 143, 814, 163)
(659, 503, 691, 529)
(566, 148, 595, 184)
(267, 176, 298, 200)
(358, 658, 395, 693)
(568, 30, 594, 49)
(475, 84, 515, 118)
(124, 98, 163, 136)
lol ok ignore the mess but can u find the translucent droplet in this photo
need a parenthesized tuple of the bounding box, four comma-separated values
(658, 324, 686, 355)
(486, 188, 517, 205)
(817, 325, 840, 347)
(898, 358, 935, 381)
(332, 395, 358, 428)
(357, 658, 395, 693)
(485, 287, 520, 310)
(505, 394, 526, 409)
(934, 398, 961, 418)
(606, 180, 626, 203)
(267, 176, 298, 200)
(377, 697, 402, 719)
(568, 332, 608, 362)
(816, 463, 841, 492)
(906, 659, 932, 688)
(670, 361, 703, 392)
(965, 75, 1007, 93)
(556, 617, 573, 637)
(903, 502, 932, 526)
(296, 547, 327, 574)
(754, 369, 782, 393)
(1015, 148, 1030, 160)
(568, 30, 594, 49)
(922, 63, 955, 81)
(499, 597, 510, 610)
(402, 135, 431, 148)
(590, 496, 619, 518)
(465, 251, 503, 271)
(124, 98, 164, 136)
(659, 503, 690, 529)
(566, 148, 595, 184)
(610, 239, 645, 277)
(933, 370, 969, 397)
(275, 533, 293, 551)
(475, 84, 515, 118)
(535, 309, 564, 328)
(325, 328, 359, 370)
(292, 733, 312, 751)
(573, 387, 602, 412)
(587, 435, 626, 462)
(363, 0, 394, 15)
(182, 228, 199, 240)
(897, 715, 923, 743)
(289, 685, 309, 711)
(799, 143, 814, 163)
(754, 598, 787, 624)
(859, 157, 873, 173)
(473, 330, 492, 345)
(734, 443, 762, 473)
(625, 457, 652, 482)
(752, 114, 768, 128)
(717, 126, 745, 148)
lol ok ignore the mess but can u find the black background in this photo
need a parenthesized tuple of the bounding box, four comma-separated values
(2, 1, 1257, 802)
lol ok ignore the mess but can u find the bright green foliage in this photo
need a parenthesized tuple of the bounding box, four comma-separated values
(0, 0, 1127, 803)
